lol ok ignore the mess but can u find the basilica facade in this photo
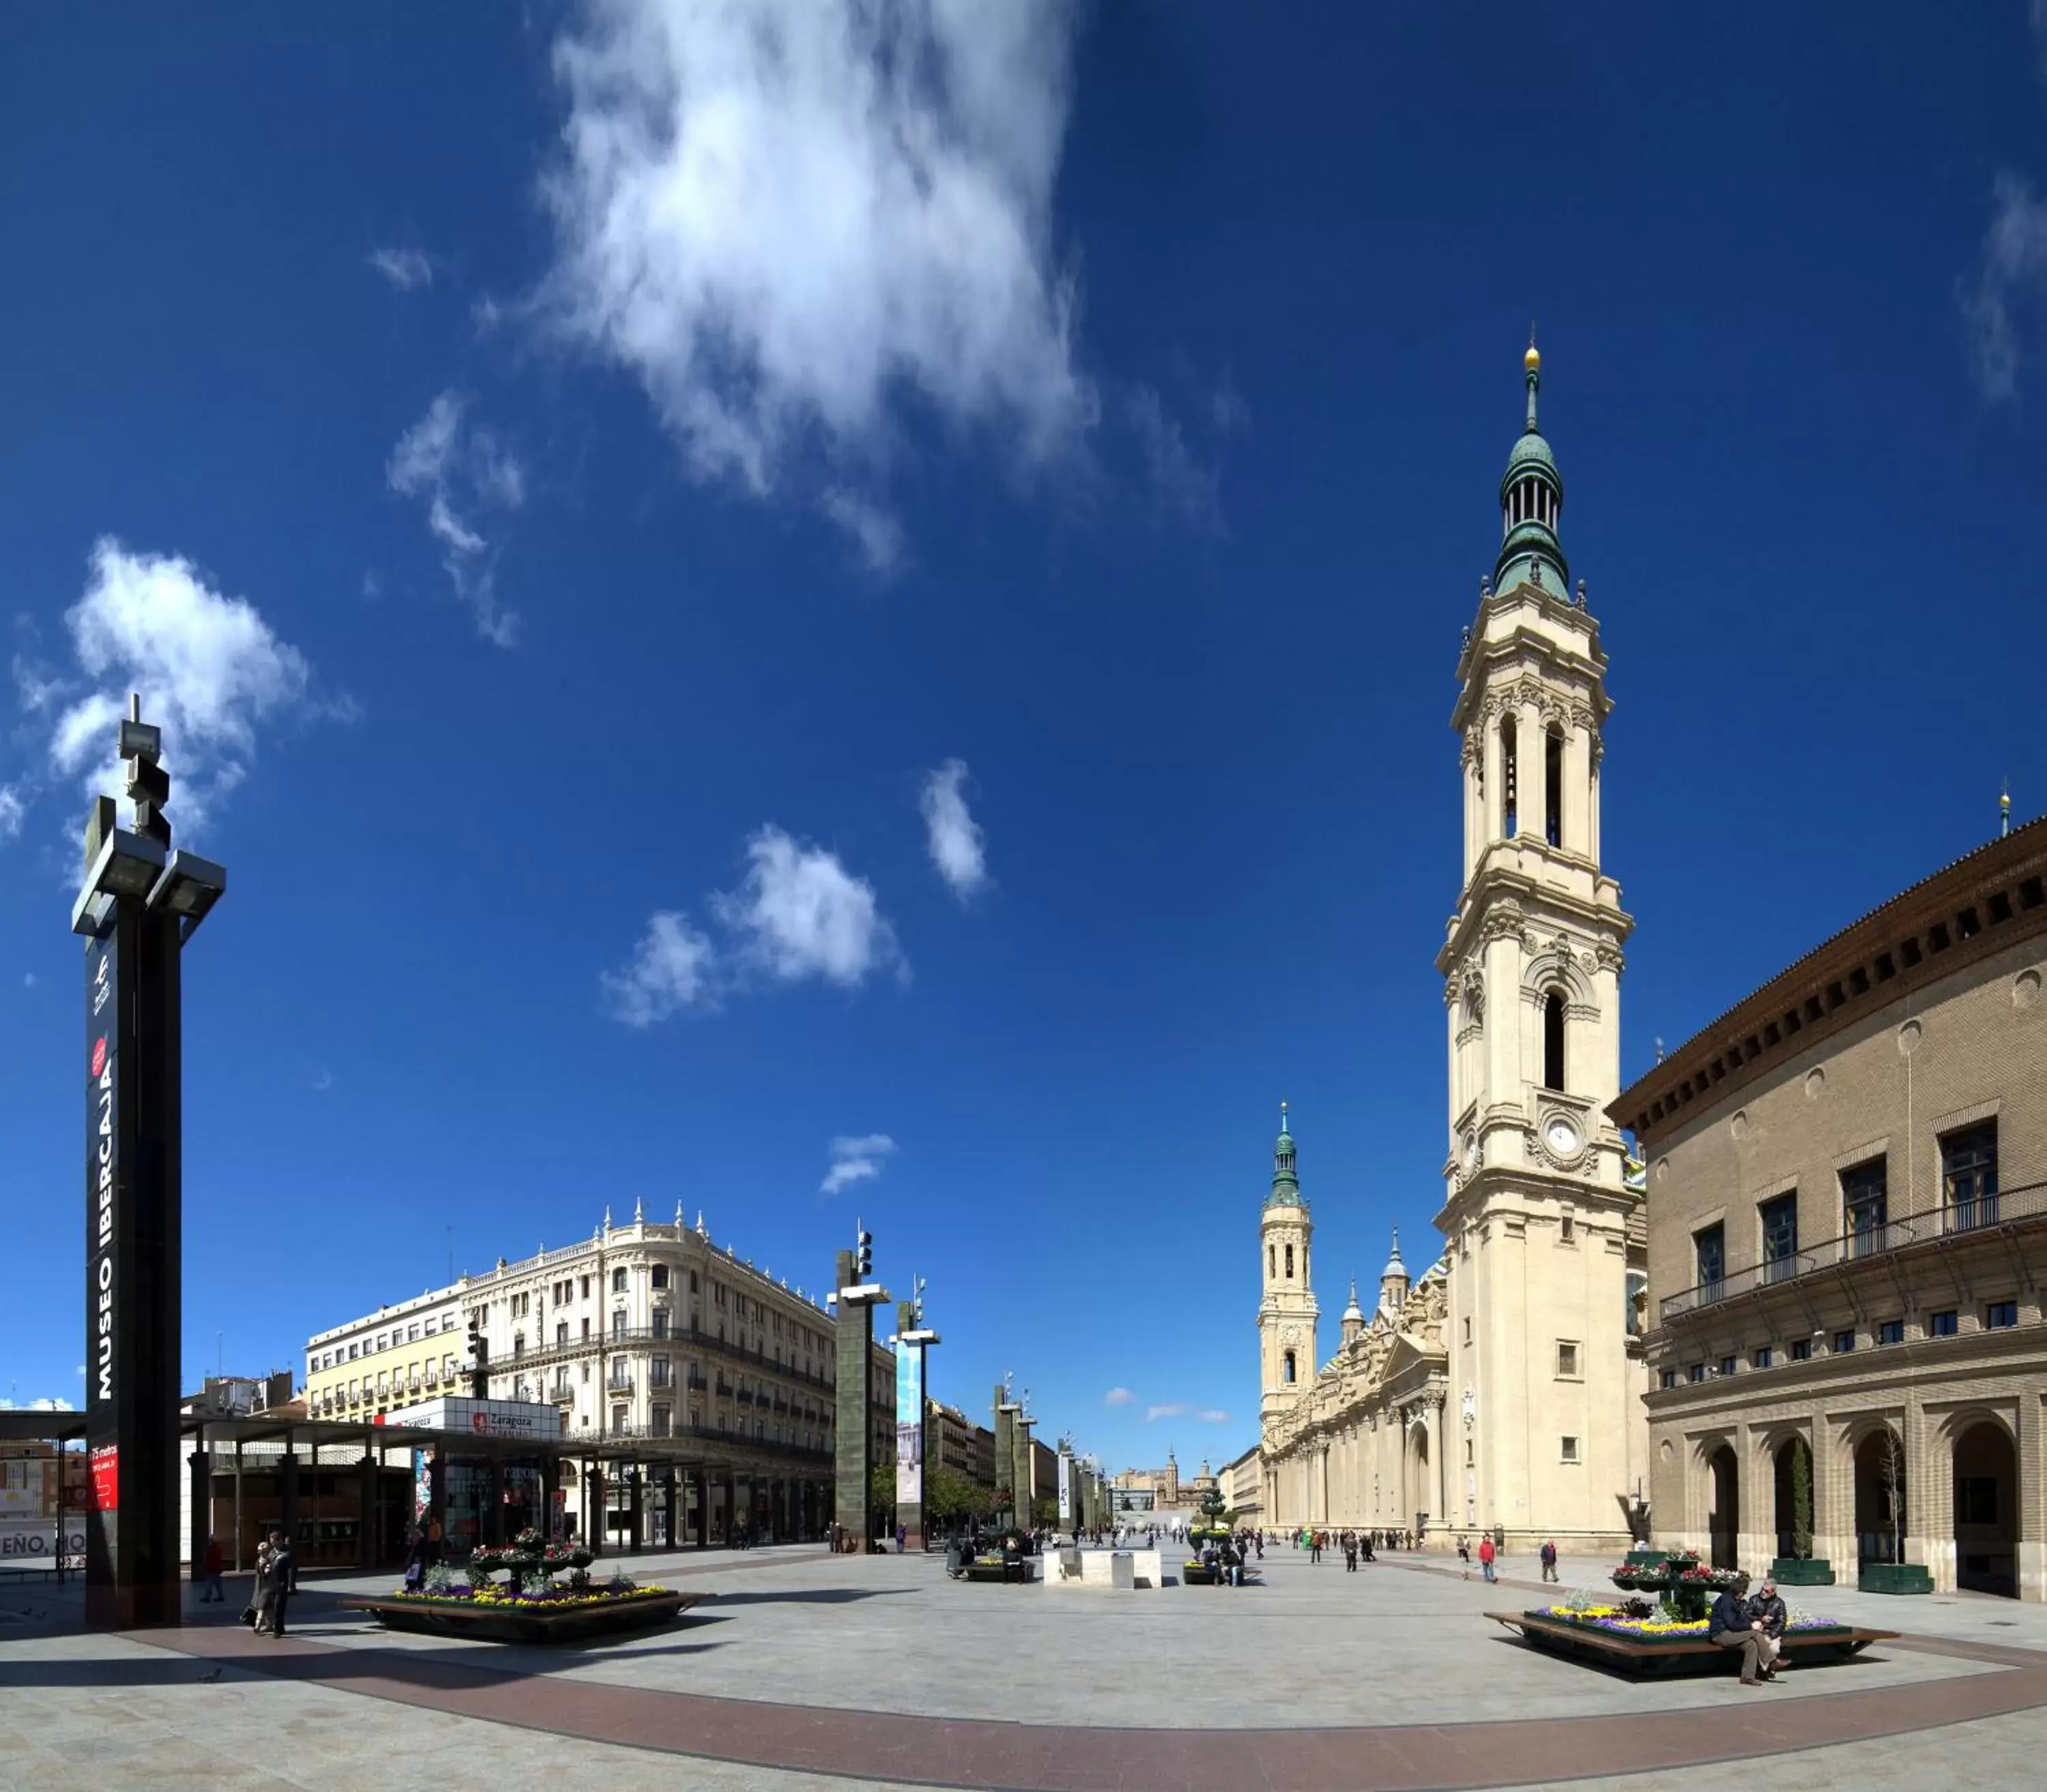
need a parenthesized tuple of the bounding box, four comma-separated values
(1258, 344, 1651, 1550)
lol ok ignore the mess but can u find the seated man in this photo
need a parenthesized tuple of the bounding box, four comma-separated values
(1751, 1577, 1788, 1676)
(1707, 1574, 1768, 1687)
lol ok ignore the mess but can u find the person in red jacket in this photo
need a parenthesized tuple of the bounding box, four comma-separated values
(1477, 1533, 1497, 1583)
(197, 1535, 225, 1602)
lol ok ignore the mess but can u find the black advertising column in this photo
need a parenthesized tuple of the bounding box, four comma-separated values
(83, 903, 145, 1622)
(76, 703, 227, 1630)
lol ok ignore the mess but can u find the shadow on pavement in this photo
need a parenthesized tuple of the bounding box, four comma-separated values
(701, 1587, 916, 1606)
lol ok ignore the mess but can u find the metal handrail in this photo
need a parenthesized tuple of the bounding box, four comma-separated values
(1658, 1178, 2047, 1323)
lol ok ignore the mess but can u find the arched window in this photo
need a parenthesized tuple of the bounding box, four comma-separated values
(1268, 1243, 1276, 1280)
(1502, 715, 1520, 837)
(1545, 727, 1564, 848)
(1543, 992, 1567, 1093)
(1283, 1350, 1296, 1385)
(1284, 1243, 1294, 1280)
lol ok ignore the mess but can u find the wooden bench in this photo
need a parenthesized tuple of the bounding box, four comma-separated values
(1488, 1610, 1898, 1677)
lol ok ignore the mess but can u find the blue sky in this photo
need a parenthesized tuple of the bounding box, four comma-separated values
(3, 3, 2046, 1475)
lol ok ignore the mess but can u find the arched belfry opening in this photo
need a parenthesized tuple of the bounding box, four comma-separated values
(1502, 715, 1520, 837)
(1544, 726, 1564, 848)
(1543, 992, 1567, 1093)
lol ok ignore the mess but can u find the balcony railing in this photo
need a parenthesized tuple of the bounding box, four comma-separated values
(476, 1323, 834, 1390)
(583, 1421, 832, 1464)
(1658, 1179, 2047, 1324)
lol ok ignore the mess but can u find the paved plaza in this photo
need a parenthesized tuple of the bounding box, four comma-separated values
(3, 1545, 2046, 1791)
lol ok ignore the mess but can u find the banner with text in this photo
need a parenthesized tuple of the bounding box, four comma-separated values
(895, 1343, 924, 1512)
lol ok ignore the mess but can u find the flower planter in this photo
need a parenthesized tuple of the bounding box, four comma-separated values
(1858, 1563, 1933, 1595)
(345, 1588, 693, 1644)
(1493, 1607, 1896, 1677)
(1769, 1557, 1836, 1586)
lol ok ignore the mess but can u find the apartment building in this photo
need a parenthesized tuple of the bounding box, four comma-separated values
(1618, 818, 2047, 1600)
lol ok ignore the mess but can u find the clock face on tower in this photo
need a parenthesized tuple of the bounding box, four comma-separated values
(1462, 1133, 1479, 1168)
(1544, 1116, 1581, 1159)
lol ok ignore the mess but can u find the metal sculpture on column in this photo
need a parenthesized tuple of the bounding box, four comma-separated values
(74, 697, 227, 1628)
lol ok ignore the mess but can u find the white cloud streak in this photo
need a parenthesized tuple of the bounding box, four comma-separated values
(1103, 1387, 1134, 1408)
(1144, 1403, 1187, 1422)
(1962, 171, 2047, 403)
(821, 1131, 895, 1197)
(46, 539, 311, 839)
(918, 758, 987, 897)
(367, 247, 435, 292)
(712, 825, 903, 988)
(540, 0, 1092, 565)
(603, 824, 903, 1024)
(386, 392, 525, 646)
(1197, 1408, 1229, 1424)
(602, 911, 718, 1026)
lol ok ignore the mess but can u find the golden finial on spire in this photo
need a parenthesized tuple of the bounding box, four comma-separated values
(1524, 320, 1540, 373)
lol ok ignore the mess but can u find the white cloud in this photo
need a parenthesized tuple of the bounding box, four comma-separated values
(367, 247, 435, 292)
(821, 1131, 895, 1197)
(1962, 172, 2047, 403)
(919, 758, 987, 898)
(1144, 1402, 1187, 1422)
(310, 1068, 334, 1093)
(386, 392, 525, 646)
(46, 539, 311, 839)
(821, 489, 903, 575)
(0, 1396, 76, 1412)
(12, 652, 63, 714)
(22, 972, 35, 989)
(0, 783, 24, 841)
(388, 393, 465, 495)
(1103, 1387, 1134, 1408)
(1197, 1408, 1229, 1424)
(712, 825, 903, 987)
(540, 0, 1092, 562)
(602, 910, 718, 1026)
(2035, 0, 2047, 85)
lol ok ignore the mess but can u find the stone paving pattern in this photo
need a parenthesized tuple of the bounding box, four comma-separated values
(1, 1546, 2044, 1790)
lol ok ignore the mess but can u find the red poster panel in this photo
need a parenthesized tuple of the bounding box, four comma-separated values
(90, 1445, 119, 1513)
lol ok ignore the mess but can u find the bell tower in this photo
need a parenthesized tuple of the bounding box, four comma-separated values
(1257, 1103, 1318, 1430)
(1435, 338, 1644, 1548)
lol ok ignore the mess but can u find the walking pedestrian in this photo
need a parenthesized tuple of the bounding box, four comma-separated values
(1458, 1537, 1471, 1580)
(1477, 1533, 1497, 1583)
(1539, 1538, 1558, 1583)
(258, 1529, 295, 1636)
(197, 1534, 225, 1603)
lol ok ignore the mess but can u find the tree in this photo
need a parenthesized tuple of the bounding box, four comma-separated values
(923, 1466, 995, 1525)
(1789, 1437, 1814, 1560)
(1191, 1484, 1237, 1536)
(1877, 1426, 1906, 1564)
(869, 1462, 896, 1531)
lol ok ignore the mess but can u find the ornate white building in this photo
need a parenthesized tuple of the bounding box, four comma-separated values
(1260, 343, 1649, 1548)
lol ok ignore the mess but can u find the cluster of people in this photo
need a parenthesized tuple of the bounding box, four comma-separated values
(1195, 1529, 1262, 1585)
(244, 1529, 296, 1636)
(1295, 1529, 1380, 1567)
(1709, 1574, 1791, 1686)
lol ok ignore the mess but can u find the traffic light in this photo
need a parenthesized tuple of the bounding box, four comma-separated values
(856, 1228, 873, 1283)
(468, 1312, 489, 1400)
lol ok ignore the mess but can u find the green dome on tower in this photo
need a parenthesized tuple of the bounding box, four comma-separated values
(1264, 1101, 1302, 1207)
(1492, 331, 1570, 595)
